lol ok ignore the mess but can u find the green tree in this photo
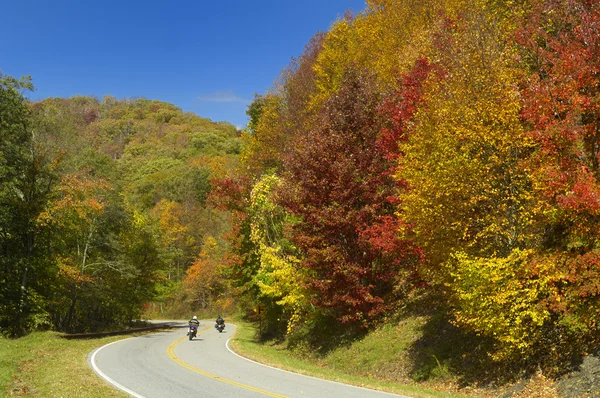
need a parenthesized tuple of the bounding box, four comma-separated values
(0, 73, 56, 336)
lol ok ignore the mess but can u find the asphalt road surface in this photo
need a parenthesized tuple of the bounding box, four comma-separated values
(89, 321, 409, 398)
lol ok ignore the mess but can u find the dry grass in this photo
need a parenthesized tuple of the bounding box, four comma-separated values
(512, 373, 560, 398)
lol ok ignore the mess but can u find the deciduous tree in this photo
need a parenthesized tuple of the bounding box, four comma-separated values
(281, 68, 418, 328)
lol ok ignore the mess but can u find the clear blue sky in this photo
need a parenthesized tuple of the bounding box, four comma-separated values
(0, 0, 367, 128)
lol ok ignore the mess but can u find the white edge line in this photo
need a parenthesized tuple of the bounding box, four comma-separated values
(89, 338, 147, 398)
(225, 325, 407, 398)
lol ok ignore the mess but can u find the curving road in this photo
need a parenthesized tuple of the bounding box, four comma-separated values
(89, 321, 409, 398)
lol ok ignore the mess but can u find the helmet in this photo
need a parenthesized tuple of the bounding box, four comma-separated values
(192, 316, 197, 320)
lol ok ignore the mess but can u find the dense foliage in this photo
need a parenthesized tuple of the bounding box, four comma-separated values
(213, 0, 600, 379)
(0, 85, 240, 335)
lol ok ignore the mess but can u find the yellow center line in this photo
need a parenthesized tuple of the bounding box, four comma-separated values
(166, 327, 289, 398)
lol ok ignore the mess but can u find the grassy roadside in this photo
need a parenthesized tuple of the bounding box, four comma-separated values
(228, 318, 475, 398)
(0, 331, 130, 398)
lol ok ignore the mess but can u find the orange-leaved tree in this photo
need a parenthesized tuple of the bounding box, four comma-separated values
(517, 0, 600, 348)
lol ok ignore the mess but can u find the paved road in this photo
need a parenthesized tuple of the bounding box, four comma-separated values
(89, 321, 409, 398)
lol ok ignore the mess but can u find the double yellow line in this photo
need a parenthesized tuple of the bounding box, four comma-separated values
(166, 327, 288, 398)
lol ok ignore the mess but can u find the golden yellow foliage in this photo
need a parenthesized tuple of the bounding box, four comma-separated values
(397, 0, 539, 273)
(248, 174, 309, 334)
(152, 199, 187, 248)
(240, 94, 287, 179)
(449, 250, 560, 360)
(310, 0, 468, 109)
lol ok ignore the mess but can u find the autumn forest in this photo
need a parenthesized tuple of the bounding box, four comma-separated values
(2, 0, 600, 387)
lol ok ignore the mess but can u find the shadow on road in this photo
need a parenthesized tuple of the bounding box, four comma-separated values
(63, 322, 182, 339)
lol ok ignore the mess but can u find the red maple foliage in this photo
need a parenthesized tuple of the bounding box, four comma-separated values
(518, 0, 600, 235)
(518, 0, 600, 338)
(279, 64, 430, 326)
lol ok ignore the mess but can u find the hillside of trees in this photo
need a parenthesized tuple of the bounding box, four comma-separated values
(0, 78, 240, 335)
(214, 0, 600, 385)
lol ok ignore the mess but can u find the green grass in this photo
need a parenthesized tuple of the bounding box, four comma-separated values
(0, 332, 130, 397)
(229, 317, 476, 398)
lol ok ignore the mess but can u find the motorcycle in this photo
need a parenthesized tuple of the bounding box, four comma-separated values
(215, 322, 225, 333)
(188, 323, 198, 340)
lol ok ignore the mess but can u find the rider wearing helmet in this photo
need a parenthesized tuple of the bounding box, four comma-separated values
(188, 315, 200, 339)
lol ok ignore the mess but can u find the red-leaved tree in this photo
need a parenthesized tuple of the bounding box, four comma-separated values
(518, 0, 600, 338)
(279, 66, 428, 327)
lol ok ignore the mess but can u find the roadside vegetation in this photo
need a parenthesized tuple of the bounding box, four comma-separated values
(0, 332, 129, 397)
(0, 79, 240, 337)
(230, 311, 473, 398)
(230, 294, 564, 398)
(217, 0, 600, 395)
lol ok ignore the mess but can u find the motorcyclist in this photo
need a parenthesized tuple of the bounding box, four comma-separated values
(215, 315, 225, 328)
(189, 315, 200, 326)
(188, 315, 200, 337)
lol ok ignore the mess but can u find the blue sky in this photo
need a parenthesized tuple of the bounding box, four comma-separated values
(0, 1, 367, 128)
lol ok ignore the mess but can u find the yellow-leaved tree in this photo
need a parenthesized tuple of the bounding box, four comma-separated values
(449, 250, 561, 360)
(248, 174, 309, 334)
(151, 199, 190, 281)
(311, 0, 467, 109)
(240, 94, 287, 180)
(400, 0, 538, 266)
(397, 0, 547, 358)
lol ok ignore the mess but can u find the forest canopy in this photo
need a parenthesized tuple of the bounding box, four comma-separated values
(217, 0, 600, 371)
(0, 82, 240, 336)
